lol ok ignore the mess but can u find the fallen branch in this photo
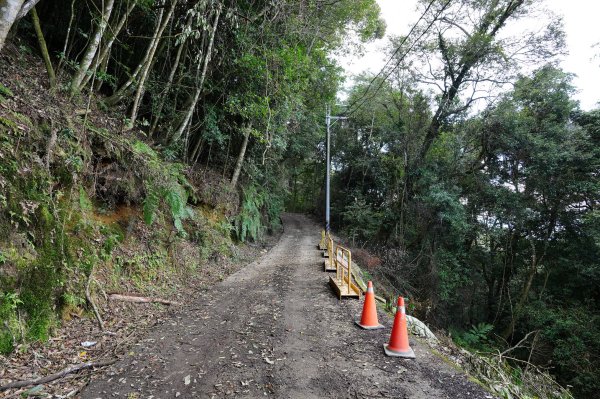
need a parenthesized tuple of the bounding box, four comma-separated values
(499, 329, 539, 358)
(108, 293, 182, 306)
(0, 359, 117, 391)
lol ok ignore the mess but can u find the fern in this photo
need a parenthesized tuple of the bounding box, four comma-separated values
(143, 186, 160, 225)
(233, 184, 285, 242)
(265, 193, 283, 231)
(234, 186, 264, 242)
(0, 83, 14, 99)
(143, 177, 194, 236)
(165, 185, 194, 235)
(131, 139, 195, 236)
(0, 116, 17, 130)
(454, 322, 495, 352)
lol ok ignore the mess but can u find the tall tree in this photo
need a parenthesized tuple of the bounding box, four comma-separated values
(395, 0, 564, 188)
(0, 0, 26, 52)
(69, 0, 116, 94)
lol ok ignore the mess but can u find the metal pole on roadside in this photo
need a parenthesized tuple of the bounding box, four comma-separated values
(325, 104, 347, 235)
(326, 105, 331, 234)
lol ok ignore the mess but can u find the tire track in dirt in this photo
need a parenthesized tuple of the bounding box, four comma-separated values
(81, 213, 494, 398)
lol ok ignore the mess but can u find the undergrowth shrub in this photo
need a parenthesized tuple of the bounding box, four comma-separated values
(234, 185, 264, 242)
(451, 322, 495, 352)
(452, 344, 573, 399)
(233, 183, 285, 242)
(525, 302, 600, 398)
(0, 291, 22, 354)
(0, 92, 245, 355)
(132, 141, 195, 236)
(265, 191, 284, 233)
(190, 207, 233, 261)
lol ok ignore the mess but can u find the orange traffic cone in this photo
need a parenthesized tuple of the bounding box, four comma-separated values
(355, 281, 384, 329)
(383, 296, 415, 358)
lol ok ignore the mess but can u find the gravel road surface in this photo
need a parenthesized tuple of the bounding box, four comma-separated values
(81, 213, 493, 399)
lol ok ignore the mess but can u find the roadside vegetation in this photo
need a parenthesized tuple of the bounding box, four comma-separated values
(0, 0, 383, 371)
(299, 2, 599, 397)
(0, 0, 598, 398)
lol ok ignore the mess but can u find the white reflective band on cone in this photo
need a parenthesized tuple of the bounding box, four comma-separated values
(398, 305, 405, 314)
(367, 287, 374, 293)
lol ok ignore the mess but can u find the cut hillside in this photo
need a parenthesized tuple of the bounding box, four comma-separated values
(0, 44, 278, 396)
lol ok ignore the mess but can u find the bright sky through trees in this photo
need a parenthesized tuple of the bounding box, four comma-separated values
(339, 0, 600, 110)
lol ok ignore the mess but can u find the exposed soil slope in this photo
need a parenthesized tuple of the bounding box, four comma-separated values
(81, 213, 493, 398)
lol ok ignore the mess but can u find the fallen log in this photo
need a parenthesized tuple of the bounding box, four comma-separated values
(108, 293, 182, 306)
(0, 359, 117, 391)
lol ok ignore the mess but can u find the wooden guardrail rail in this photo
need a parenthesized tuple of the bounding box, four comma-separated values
(324, 236, 336, 271)
(329, 245, 360, 299)
(318, 229, 327, 250)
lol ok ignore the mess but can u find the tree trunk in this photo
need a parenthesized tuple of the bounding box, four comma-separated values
(170, 2, 222, 143)
(191, 136, 204, 165)
(81, 0, 138, 90)
(408, 0, 525, 197)
(57, 0, 76, 74)
(128, 0, 177, 129)
(502, 238, 542, 340)
(230, 125, 251, 188)
(172, 85, 200, 143)
(93, 53, 109, 91)
(31, 6, 55, 88)
(15, 0, 40, 19)
(105, 0, 174, 107)
(108, 293, 181, 306)
(70, 0, 115, 94)
(0, 0, 25, 53)
(149, 14, 192, 138)
(503, 205, 556, 340)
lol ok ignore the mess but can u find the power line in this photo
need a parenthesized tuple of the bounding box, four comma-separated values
(340, 0, 452, 119)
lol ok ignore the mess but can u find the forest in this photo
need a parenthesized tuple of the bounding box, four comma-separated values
(0, 0, 598, 398)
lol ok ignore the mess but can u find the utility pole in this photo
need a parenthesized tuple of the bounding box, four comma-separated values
(325, 105, 347, 234)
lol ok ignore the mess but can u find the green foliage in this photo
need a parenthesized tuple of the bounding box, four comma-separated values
(234, 185, 264, 242)
(0, 116, 18, 130)
(143, 187, 160, 225)
(130, 140, 195, 235)
(436, 248, 470, 303)
(307, 60, 599, 396)
(112, 249, 171, 290)
(0, 292, 22, 354)
(79, 187, 93, 212)
(453, 323, 495, 352)
(0, 83, 14, 99)
(62, 292, 85, 308)
(342, 197, 380, 243)
(143, 176, 194, 236)
(525, 303, 600, 398)
(131, 140, 157, 158)
(265, 194, 284, 232)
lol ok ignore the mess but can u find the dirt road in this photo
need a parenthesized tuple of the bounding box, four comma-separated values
(82, 213, 492, 398)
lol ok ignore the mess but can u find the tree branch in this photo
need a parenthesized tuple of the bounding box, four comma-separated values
(0, 359, 117, 391)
